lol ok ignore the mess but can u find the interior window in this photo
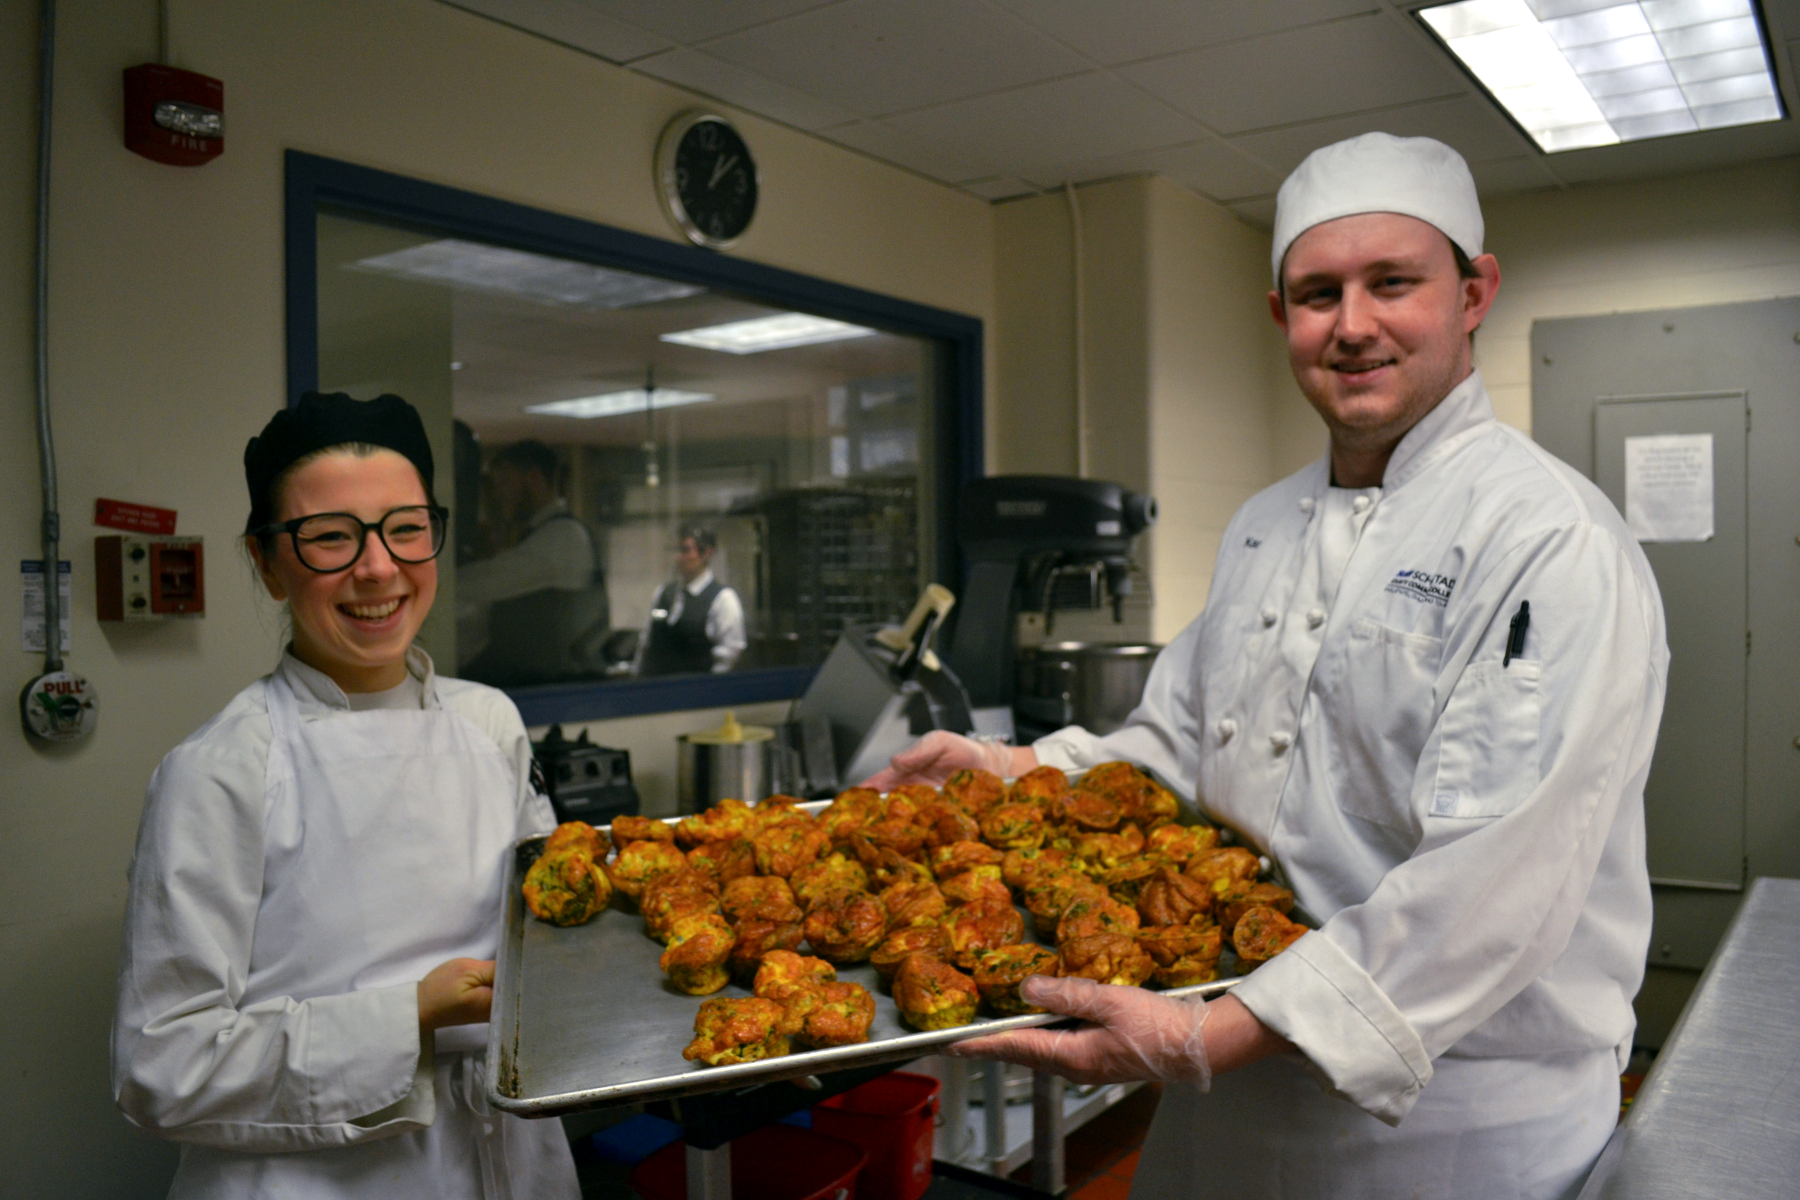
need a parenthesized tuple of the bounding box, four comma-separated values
(314, 211, 940, 693)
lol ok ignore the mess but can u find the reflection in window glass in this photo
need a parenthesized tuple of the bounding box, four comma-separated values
(315, 212, 939, 691)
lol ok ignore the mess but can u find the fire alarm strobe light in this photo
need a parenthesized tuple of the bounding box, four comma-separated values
(124, 63, 224, 166)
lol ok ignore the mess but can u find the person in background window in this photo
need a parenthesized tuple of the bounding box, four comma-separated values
(635, 525, 746, 675)
(457, 439, 608, 685)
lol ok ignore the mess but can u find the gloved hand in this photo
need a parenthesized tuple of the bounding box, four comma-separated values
(948, 975, 1211, 1089)
(861, 730, 1025, 790)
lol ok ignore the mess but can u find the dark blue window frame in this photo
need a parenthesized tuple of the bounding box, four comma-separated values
(285, 151, 982, 725)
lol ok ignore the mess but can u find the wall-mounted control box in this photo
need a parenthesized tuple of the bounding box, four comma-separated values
(96, 535, 205, 621)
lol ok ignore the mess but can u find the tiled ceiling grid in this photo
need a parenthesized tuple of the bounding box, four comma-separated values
(443, 0, 1800, 219)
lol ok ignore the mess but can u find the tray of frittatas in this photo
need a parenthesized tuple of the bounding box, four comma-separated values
(484, 763, 1314, 1116)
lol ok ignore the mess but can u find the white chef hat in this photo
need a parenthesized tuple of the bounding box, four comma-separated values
(1271, 132, 1483, 285)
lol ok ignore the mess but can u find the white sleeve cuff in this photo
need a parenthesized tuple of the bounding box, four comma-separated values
(1230, 932, 1434, 1126)
(303, 983, 428, 1127)
(1031, 726, 1108, 773)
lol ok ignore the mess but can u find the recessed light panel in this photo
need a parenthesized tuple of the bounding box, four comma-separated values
(1419, 0, 1782, 152)
(352, 240, 704, 309)
(660, 314, 877, 354)
(526, 388, 715, 419)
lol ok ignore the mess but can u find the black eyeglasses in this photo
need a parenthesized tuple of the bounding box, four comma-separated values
(255, 505, 449, 574)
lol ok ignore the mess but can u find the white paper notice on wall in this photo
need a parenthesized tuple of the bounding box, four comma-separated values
(1625, 434, 1714, 543)
(21, 560, 72, 653)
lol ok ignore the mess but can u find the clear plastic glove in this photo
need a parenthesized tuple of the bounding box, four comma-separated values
(948, 975, 1211, 1089)
(861, 730, 1023, 791)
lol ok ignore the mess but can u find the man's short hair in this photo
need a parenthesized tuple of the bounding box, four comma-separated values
(679, 525, 717, 553)
(491, 440, 559, 484)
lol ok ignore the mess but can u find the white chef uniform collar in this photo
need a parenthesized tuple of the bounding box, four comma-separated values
(1271, 132, 1483, 285)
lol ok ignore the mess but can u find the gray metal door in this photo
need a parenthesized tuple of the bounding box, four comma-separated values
(1533, 297, 1800, 993)
(1594, 394, 1747, 888)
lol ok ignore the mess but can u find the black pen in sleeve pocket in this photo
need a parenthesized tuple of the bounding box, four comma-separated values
(1504, 601, 1530, 667)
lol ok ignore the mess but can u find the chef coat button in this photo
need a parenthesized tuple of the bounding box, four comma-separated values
(1269, 732, 1291, 753)
(1306, 608, 1325, 628)
(1352, 495, 1372, 513)
(1298, 497, 1316, 515)
(1260, 608, 1278, 627)
(1217, 719, 1237, 742)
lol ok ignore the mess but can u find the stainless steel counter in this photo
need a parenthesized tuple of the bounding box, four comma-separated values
(1579, 876, 1800, 1199)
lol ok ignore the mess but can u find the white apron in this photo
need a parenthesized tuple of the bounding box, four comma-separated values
(166, 669, 577, 1200)
(1130, 1049, 1620, 1200)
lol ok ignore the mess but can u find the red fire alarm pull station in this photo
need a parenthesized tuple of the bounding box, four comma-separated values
(123, 64, 223, 166)
(96, 535, 205, 620)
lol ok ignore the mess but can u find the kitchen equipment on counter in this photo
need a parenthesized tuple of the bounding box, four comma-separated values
(1013, 641, 1162, 742)
(676, 712, 801, 814)
(532, 725, 639, 826)
(945, 476, 1156, 711)
(791, 585, 974, 787)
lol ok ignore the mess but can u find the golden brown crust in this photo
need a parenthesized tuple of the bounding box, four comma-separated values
(641, 870, 723, 942)
(1056, 895, 1142, 945)
(942, 897, 1027, 969)
(545, 821, 610, 862)
(1059, 932, 1154, 986)
(753, 794, 813, 829)
(683, 997, 790, 1065)
(870, 925, 952, 982)
(1185, 846, 1261, 888)
(609, 814, 675, 847)
(1022, 870, 1107, 926)
(659, 913, 734, 994)
(802, 892, 890, 963)
(523, 848, 613, 926)
(1098, 859, 1159, 905)
(1061, 790, 1123, 833)
(686, 839, 757, 889)
(893, 954, 980, 1030)
(980, 802, 1047, 851)
(1145, 823, 1219, 865)
(941, 769, 1006, 815)
(790, 853, 871, 910)
(1007, 766, 1071, 810)
(728, 916, 806, 985)
(752, 822, 831, 878)
(879, 880, 948, 929)
(1212, 880, 1295, 937)
(940, 867, 1011, 909)
(1002, 847, 1072, 891)
(797, 980, 876, 1047)
(973, 944, 1061, 1015)
(1137, 866, 1214, 928)
(1231, 905, 1306, 970)
(720, 875, 799, 924)
(606, 840, 690, 903)
(1136, 924, 1222, 988)
(1072, 824, 1146, 872)
(930, 840, 1005, 878)
(921, 804, 983, 849)
(676, 798, 757, 849)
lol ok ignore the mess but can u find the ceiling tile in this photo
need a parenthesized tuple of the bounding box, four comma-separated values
(819, 119, 992, 182)
(1228, 96, 1535, 177)
(1466, 155, 1564, 196)
(701, 0, 1093, 118)
(582, 0, 840, 44)
(1530, 114, 1800, 186)
(1121, 14, 1466, 134)
(438, 0, 671, 64)
(1227, 195, 1279, 228)
(886, 72, 1203, 181)
(632, 49, 858, 130)
(960, 177, 1042, 201)
(1053, 139, 1285, 200)
(991, 0, 1381, 67)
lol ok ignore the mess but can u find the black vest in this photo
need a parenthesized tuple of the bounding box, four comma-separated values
(640, 578, 723, 676)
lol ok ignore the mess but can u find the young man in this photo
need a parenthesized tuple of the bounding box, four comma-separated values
(872, 134, 1668, 1198)
(635, 525, 747, 676)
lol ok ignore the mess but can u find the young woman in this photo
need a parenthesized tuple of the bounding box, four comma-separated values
(113, 393, 579, 1198)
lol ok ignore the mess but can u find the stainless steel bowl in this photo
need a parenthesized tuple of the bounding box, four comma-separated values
(1014, 641, 1162, 734)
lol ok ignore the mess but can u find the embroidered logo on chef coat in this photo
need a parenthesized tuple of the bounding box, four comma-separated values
(1244, 536, 1263, 548)
(1384, 569, 1456, 607)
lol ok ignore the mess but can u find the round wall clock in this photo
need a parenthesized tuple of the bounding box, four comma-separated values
(656, 111, 759, 250)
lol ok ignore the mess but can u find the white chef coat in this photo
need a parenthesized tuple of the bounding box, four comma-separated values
(113, 647, 577, 1199)
(1035, 374, 1666, 1164)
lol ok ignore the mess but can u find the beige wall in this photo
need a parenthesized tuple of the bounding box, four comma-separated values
(991, 175, 1283, 644)
(1, 1, 990, 1193)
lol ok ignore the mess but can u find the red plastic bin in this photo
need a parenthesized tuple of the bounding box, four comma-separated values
(630, 1122, 867, 1200)
(811, 1072, 941, 1200)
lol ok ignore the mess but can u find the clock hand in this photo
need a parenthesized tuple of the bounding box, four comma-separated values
(708, 154, 738, 190)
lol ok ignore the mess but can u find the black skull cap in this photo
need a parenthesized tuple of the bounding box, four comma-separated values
(244, 392, 435, 533)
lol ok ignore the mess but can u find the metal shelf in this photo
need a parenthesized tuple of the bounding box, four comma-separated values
(931, 1057, 1144, 1192)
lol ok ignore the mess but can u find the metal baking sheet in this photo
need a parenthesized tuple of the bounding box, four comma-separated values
(486, 796, 1273, 1117)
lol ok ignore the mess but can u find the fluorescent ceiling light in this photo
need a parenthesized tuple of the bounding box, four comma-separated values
(660, 313, 877, 354)
(351, 240, 703, 309)
(1419, 0, 1782, 152)
(526, 388, 715, 419)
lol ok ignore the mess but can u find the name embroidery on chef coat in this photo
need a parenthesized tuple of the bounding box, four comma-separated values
(1384, 569, 1457, 607)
